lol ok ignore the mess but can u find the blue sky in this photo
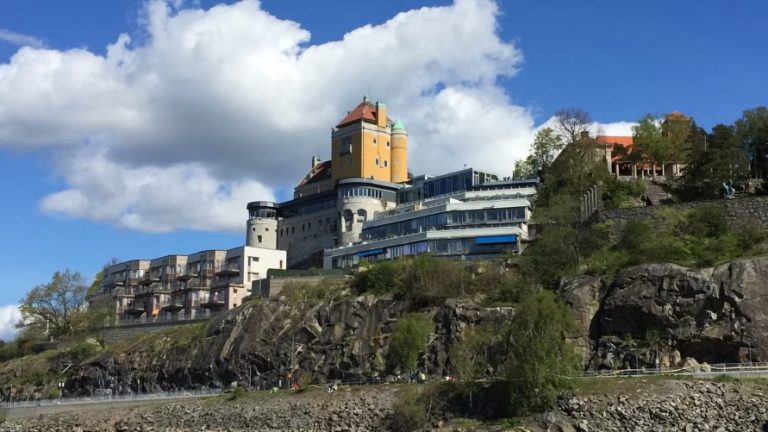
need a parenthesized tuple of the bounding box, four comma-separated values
(0, 0, 766, 337)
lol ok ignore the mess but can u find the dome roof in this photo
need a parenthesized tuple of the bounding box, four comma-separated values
(392, 119, 406, 131)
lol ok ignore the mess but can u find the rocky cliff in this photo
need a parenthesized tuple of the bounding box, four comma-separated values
(64, 295, 501, 396)
(563, 256, 768, 369)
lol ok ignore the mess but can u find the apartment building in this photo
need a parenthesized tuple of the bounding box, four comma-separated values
(95, 246, 286, 323)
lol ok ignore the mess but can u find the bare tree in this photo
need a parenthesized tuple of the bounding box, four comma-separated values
(553, 108, 593, 145)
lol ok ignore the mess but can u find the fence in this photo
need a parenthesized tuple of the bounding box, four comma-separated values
(580, 362, 768, 378)
(0, 388, 222, 409)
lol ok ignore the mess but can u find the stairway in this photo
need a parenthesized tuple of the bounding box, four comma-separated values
(643, 181, 672, 205)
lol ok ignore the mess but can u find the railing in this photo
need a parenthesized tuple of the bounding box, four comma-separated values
(325, 223, 524, 252)
(581, 362, 768, 378)
(0, 388, 222, 409)
(107, 310, 224, 327)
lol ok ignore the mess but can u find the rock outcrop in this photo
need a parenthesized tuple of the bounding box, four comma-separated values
(63, 295, 503, 396)
(564, 256, 768, 368)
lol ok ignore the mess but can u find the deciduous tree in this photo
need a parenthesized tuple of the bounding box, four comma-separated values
(18, 270, 89, 341)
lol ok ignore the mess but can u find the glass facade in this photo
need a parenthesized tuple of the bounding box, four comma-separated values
(362, 207, 526, 241)
(397, 169, 501, 204)
(331, 236, 518, 268)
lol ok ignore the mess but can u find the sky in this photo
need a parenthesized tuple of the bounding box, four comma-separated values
(0, 0, 766, 339)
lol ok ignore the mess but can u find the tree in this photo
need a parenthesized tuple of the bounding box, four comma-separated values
(18, 270, 89, 341)
(679, 123, 749, 199)
(735, 106, 768, 179)
(513, 156, 537, 179)
(506, 290, 580, 415)
(553, 108, 592, 145)
(632, 114, 671, 177)
(450, 327, 494, 380)
(388, 312, 432, 373)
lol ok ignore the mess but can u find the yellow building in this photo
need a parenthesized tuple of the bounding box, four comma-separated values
(330, 96, 408, 185)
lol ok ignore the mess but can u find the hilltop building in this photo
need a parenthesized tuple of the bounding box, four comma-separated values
(91, 97, 537, 320)
(245, 97, 537, 269)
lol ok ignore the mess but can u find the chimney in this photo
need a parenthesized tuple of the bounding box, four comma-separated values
(311, 156, 321, 168)
(580, 131, 590, 140)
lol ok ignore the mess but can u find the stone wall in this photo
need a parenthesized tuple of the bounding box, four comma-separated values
(592, 195, 768, 231)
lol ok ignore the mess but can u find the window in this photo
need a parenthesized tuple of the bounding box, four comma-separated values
(279, 260, 283, 269)
(343, 209, 354, 232)
(386, 141, 390, 147)
(265, 227, 269, 231)
(251, 227, 256, 232)
(384, 160, 388, 167)
(375, 158, 379, 166)
(340, 136, 353, 154)
(357, 209, 367, 223)
(373, 138, 377, 144)
(308, 222, 312, 230)
(291, 227, 295, 234)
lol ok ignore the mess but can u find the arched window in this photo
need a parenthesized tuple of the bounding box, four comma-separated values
(343, 209, 354, 232)
(357, 209, 367, 223)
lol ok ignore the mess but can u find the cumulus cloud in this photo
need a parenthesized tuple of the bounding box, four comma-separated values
(0, 0, 626, 232)
(0, 29, 44, 48)
(0, 305, 20, 341)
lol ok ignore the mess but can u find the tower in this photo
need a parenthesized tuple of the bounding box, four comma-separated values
(390, 119, 408, 183)
(331, 96, 407, 184)
(246, 202, 279, 249)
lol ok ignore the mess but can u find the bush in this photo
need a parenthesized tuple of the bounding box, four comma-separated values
(388, 313, 432, 373)
(226, 386, 248, 401)
(389, 387, 427, 432)
(506, 290, 580, 415)
(684, 204, 728, 238)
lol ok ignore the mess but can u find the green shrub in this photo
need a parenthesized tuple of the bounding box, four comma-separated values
(684, 204, 728, 238)
(226, 386, 248, 401)
(388, 313, 432, 373)
(47, 387, 61, 399)
(506, 290, 580, 415)
(389, 387, 427, 432)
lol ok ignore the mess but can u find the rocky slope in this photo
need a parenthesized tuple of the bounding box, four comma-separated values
(562, 256, 768, 369)
(63, 295, 506, 396)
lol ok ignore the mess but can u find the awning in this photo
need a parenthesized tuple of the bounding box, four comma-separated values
(474, 235, 517, 245)
(357, 248, 385, 257)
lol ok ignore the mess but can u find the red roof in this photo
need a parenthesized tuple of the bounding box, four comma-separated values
(596, 135, 633, 147)
(297, 160, 332, 187)
(337, 100, 378, 128)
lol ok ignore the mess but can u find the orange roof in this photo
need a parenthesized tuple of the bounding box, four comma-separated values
(666, 111, 690, 122)
(596, 135, 633, 147)
(337, 100, 378, 128)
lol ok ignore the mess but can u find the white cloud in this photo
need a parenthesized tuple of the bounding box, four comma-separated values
(0, 0, 620, 233)
(0, 29, 44, 48)
(0, 305, 20, 341)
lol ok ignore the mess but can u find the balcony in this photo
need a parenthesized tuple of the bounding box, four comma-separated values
(140, 273, 160, 286)
(125, 303, 146, 316)
(103, 277, 125, 288)
(201, 295, 226, 309)
(215, 264, 240, 276)
(178, 266, 200, 281)
(161, 298, 184, 311)
(111, 287, 136, 297)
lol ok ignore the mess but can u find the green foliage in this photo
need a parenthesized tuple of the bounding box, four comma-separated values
(389, 387, 428, 432)
(514, 127, 564, 179)
(678, 123, 750, 200)
(450, 327, 495, 381)
(388, 313, 432, 373)
(47, 387, 61, 399)
(226, 386, 248, 401)
(713, 374, 739, 383)
(354, 256, 471, 305)
(603, 178, 646, 209)
(18, 269, 89, 341)
(283, 278, 349, 305)
(632, 114, 671, 173)
(297, 371, 313, 391)
(735, 106, 768, 180)
(506, 290, 580, 415)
